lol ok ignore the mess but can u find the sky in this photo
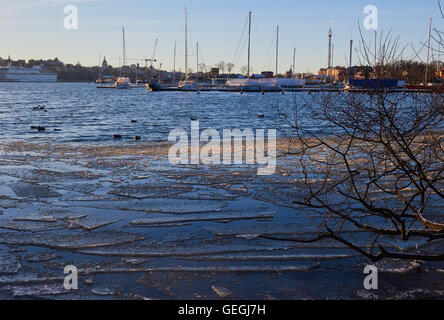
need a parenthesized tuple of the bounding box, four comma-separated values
(0, 0, 442, 73)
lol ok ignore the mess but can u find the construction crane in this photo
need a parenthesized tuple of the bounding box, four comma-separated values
(144, 58, 156, 69)
(145, 38, 158, 68)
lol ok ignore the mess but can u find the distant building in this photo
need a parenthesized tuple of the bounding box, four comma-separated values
(330, 66, 347, 81)
(102, 57, 108, 69)
(318, 68, 328, 76)
(438, 66, 444, 79)
(347, 66, 373, 79)
(261, 71, 274, 78)
(14, 59, 26, 67)
(210, 68, 219, 78)
(319, 66, 371, 81)
(285, 69, 293, 78)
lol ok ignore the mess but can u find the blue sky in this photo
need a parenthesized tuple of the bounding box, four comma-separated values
(0, 0, 442, 73)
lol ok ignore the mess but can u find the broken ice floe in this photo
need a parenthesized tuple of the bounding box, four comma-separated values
(130, 211, 274, 226)
(91, 286, 120, 296)
(212, 286, 232, 298)
(9, 182, 61, 198)
(14, 214, 58, 223)
(0, 273, 63, 285)
(184, 253, 352, 261)
(73, 217, 120, 231)
(58, 199, 227, 214)
(0, 220, 66, 232)
(76, 243, 296, 258)
(24, 252, 60, 263)
(372, 259, 423, 274)
(0, 230, 146, 249)
(78, 265, 315, 275)
(108, 184, 192, 199)
(0, 255, 21, 274)
(9, 284, 66, 297)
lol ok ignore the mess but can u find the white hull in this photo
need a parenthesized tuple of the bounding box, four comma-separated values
(115, 77, 131, 89)
(226, 78, 305, 89)
(0, 67, 57, 82)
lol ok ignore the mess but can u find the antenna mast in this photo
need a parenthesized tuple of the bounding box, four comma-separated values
(173, 39, 176, 83)
(374, 30, 377, 68)
(425, 18, 432, 84)
(247, 11, 252, 77)
(185, 7, 188, 80)
(349, 38, 353, 67)
(196, 42, 199, 82)
(275, 25, 279, 78)
(122, 27, 126, 67)
(328, 27, 332, 69)
(122, 27, 127, 76)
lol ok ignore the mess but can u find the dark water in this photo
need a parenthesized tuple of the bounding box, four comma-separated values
(0, 82, 300, 144)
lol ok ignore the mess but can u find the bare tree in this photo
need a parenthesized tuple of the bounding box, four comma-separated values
(264, 24, 444, 262)
(227, 63, 235, 75)
(240, 65, 252, 76)
(216, 61, 226, 74)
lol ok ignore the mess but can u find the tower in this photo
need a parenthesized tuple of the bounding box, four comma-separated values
(101, 56, 108, 69)
(185, 7, 188, 79)
(328, 28, 332, 69)
(349, 39, 353, 67)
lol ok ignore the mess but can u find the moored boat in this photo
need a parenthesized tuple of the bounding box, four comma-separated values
(115, 77, 131, 89)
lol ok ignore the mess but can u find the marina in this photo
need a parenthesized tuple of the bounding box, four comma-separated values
(94, 9, 443, 94)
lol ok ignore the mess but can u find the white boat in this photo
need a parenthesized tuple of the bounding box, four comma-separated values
(115, 77, 131, 89)
(0, 65, 57, 82)
(178, 80, 210, 91)
(114, 27, 131, 89)
(225, 78, 305, 91)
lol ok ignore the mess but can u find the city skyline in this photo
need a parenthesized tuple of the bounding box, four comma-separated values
(0, 0, 442, 73)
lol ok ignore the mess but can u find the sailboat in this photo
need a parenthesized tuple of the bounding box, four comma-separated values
(115, 27, 131, 89)
(225, 15, 305, 92)
(178, 7, 197, 91)
(178, 40, 210, 91)
(175, 7, 211, 92)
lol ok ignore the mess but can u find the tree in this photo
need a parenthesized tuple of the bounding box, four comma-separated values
(264, 25, 444, 262)
(240, 65, 253, 76)
(198, 63, 207, 73)
(216, 61, 226, 74)
(227, 63, 235, 75)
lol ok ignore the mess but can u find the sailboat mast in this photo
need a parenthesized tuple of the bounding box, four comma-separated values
(247, 11, 252, 77)
(328, 28, 332, 69)
(349, 38, 353, 67)
(185, 7, 188, 80)
(122, 27, 126, 77)
(374, 30, 377, 68)
(196, 42, 199, 82)
(425, 18, 432, 84)
(275, 25, 279, 78)
(173, 39, 176, 83)
(122, 27, 126, 67)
